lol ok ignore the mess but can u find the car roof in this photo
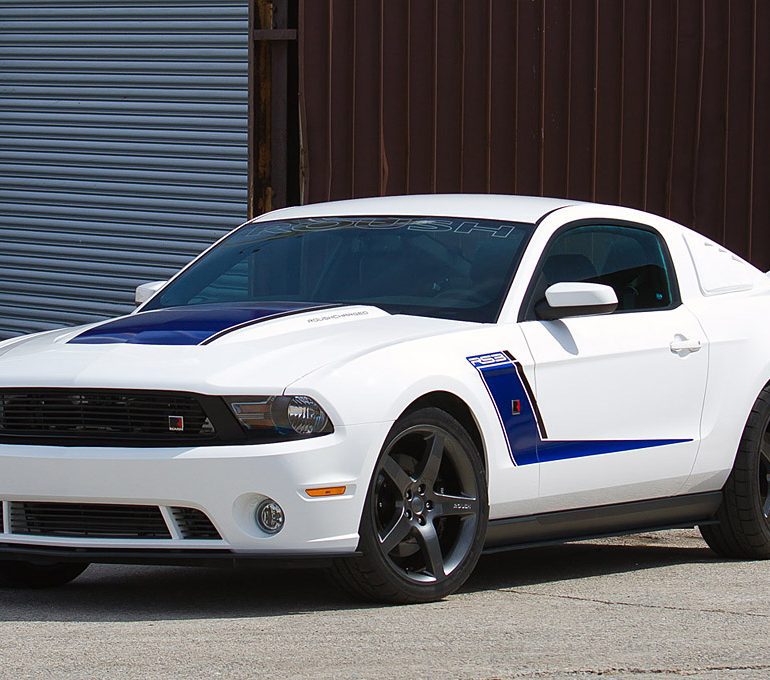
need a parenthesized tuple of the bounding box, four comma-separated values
(255, 194, 581, 225)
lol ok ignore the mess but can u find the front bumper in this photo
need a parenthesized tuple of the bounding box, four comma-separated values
(0, 421, 392, 560)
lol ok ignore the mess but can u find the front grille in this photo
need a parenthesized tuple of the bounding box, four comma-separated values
(10, 502, 171, 539)
(0, 389, 217, 446)
(171, 507, 221, 540)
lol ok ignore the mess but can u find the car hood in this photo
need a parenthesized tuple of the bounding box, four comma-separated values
(0, 304, 473, 393)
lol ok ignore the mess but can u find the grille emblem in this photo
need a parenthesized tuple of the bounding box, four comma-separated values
(168, 416, 185, 432)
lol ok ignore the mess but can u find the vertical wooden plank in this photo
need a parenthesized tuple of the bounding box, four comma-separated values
(381, 0, 409, 195)
(294, 0, 769, 268)
(488, 0, 516, 194)
(722, 0, 754, 260)
(751, 0, 770, 269)
(248, 0, 257, 216)
(566, 0, 597, 202)
(254, 0, 274, 213)
(406, 0, 436, 194)
(351, 0, 381, 198)
(644, 0, 677, 217)
(667, 0, 701, 228)
(692, 0, 729, 243)
(460, 0, 490, 193)
(618, 0, 648, 209)
(485, 2, 493, 192)
(434, 0, 463, 192)
(541, 0, 570, 197)
(297, 0, 330, 204)
(324, 0, 354, 201)
(514, 0, 543, 196)
(594, 0, 623, 204)
(270, 0, 290, 210)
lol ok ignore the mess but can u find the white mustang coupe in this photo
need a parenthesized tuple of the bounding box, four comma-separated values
(1, 195, 768, 603)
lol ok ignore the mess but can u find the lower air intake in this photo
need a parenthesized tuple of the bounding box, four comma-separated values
(171, 507, 221, 540)
(10, 502, 172, 539)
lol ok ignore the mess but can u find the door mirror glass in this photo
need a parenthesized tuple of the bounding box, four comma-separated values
(135, 280, 167, 306)
(536, 282, 618, 320)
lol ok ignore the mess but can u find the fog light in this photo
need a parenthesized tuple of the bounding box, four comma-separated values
(255, 499, 284, 534)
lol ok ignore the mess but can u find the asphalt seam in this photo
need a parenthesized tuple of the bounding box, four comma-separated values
(501, 589, 770, 619)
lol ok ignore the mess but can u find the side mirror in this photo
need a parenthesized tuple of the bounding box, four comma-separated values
(535, 282, 618, 320)
(135, 280, 167, 306)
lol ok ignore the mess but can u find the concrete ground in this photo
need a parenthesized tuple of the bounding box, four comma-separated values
(0, 529, 768, 679)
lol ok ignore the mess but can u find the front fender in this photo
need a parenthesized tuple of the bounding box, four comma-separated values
(284, 325, 535, 482)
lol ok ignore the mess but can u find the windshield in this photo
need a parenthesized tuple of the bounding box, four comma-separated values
(145, 215, 534, 322)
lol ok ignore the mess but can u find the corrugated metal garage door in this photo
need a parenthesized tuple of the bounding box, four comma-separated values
(0, 0, 249, 339)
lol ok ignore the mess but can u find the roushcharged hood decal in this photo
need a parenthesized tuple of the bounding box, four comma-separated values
(69, 302, 335, 346)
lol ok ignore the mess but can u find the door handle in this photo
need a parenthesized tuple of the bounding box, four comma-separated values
(670, 335, 702, 355)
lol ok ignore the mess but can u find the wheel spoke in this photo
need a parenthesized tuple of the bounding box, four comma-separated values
(431, 492, 479, 518)
(418, 432, 444, 487)
(415, 521, 445, 579)
(763, 492, 770, 520)
(379, 512, 412, 553)
(381, 455, 413, 494)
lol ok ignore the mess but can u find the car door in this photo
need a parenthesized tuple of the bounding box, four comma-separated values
(518, 222, 708, 512)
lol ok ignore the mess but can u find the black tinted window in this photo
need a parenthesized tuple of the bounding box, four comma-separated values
(146, 216, 534, 323)
(524, 224, 676, 319)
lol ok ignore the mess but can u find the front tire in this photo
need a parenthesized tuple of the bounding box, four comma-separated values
(0, 561, 89, 588)
(332, 407, 488, 604)
(700, 386, 770, 558)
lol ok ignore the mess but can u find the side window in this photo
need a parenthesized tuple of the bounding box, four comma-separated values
(523, 224, 678, 320)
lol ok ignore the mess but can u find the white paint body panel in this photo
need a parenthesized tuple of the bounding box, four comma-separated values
(1, 194, 769, 557)
(521, 307, 708, 509)
(683, 233, 756, 295)
(544, 281, 618, 309)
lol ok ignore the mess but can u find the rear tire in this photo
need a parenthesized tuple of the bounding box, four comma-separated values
(0, 561, 89, 588)
(699, 386, 770, 558)
(331, 407, 488, 604)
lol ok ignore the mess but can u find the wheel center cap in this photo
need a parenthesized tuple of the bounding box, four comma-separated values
(410, 495, 425, 514)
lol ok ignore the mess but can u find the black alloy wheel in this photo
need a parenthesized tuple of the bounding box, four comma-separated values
(372, 424, 481, 583)
(331, 407, 488, 603)
(760, 432, 770, 522)
(700, 385, 770, 558)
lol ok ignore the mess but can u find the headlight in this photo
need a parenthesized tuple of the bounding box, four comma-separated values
(286, 395, 329, 434)
(225, 395, 333, 437)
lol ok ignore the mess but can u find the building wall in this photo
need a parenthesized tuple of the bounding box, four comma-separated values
(298, 0, 770, 270)
(0, 0, 250, 339)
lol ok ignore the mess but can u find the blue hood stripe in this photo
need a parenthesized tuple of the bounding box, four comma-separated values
(69, 303, 333, 346)
(467, 352, 691, 466)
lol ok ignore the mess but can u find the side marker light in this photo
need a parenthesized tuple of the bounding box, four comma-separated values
(306, 486, 347, 497)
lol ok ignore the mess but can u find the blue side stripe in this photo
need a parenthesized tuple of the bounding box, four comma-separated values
(536, 438, 688, 463)
(475, 359, 539, 466)
(467, 352, 690, 466)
